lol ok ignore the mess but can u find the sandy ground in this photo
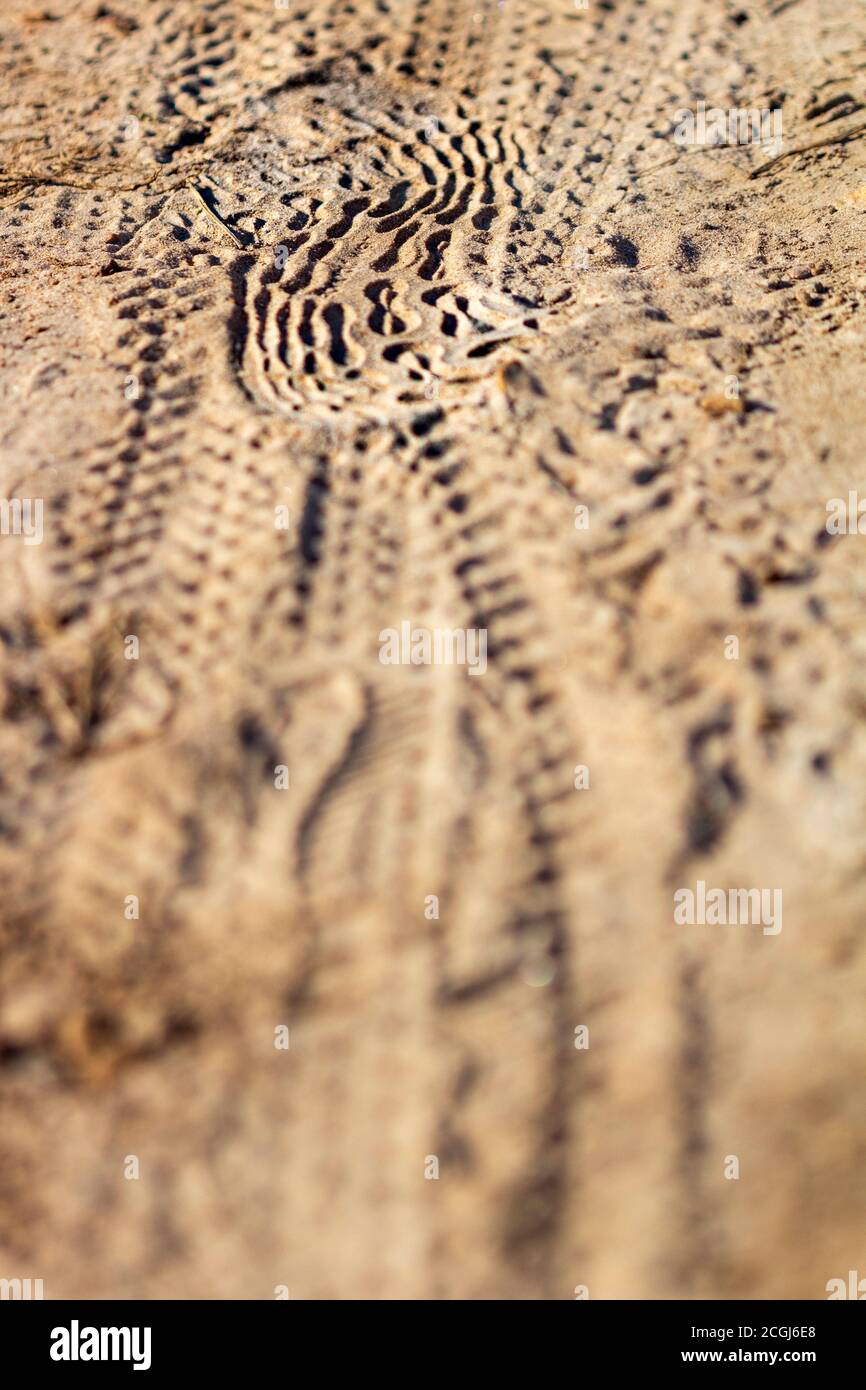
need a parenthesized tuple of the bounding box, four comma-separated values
(0, 0, 865, 1300)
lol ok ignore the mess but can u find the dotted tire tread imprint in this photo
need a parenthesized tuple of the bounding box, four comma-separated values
(0, 0, 865, 1299)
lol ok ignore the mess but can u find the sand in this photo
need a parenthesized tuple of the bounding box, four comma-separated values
(1, 0, 865, 1299)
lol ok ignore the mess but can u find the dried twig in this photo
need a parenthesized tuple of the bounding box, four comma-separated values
(634, 154, 681, 179)
(0, 155, 220, 197)
(187, 182, 249, 247)
(750, 119, 866, 177)
(0, 167, 163, 193)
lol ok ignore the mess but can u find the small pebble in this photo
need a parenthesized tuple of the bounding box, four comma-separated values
(700, 393, 745, 416)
